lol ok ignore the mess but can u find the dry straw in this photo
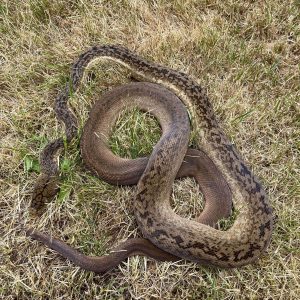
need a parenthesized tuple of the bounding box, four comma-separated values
(1, 0, 299, 299)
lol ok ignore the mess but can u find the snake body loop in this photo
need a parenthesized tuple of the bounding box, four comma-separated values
(28, 45, 273, 271)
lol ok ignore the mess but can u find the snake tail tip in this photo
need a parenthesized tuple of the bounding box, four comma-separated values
(25, 227, 36, 237)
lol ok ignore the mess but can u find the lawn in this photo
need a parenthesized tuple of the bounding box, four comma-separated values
(1, 0, 299, 299)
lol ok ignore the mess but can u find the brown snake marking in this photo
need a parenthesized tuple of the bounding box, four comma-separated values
(28, 82, 233, 273)
(27, 45, 273, 271)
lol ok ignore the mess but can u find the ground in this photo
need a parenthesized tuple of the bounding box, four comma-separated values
(0, 0, 299, 299)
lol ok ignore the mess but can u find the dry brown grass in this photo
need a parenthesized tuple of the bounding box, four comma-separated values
(1, 0, 299, 299)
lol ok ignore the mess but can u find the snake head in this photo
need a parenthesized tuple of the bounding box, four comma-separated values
(30, 173, 60, 212)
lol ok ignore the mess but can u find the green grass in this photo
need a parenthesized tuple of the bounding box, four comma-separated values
(110, 108, 161, 159)
(1, 0, 299, 299)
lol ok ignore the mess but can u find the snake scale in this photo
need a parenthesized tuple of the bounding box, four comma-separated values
(27, 45, 273, 272)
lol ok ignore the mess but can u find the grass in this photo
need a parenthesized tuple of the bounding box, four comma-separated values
(1, 0, 299, 299)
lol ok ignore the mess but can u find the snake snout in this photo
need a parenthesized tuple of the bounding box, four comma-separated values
(31, 173, 60, 211)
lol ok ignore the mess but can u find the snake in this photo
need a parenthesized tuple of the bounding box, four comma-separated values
(27, 45, 273, 272)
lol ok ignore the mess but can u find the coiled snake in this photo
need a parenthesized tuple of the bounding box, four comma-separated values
(27, 45, 273, 272)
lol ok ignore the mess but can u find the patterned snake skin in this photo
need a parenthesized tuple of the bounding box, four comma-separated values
(27, 45, 273, 271)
